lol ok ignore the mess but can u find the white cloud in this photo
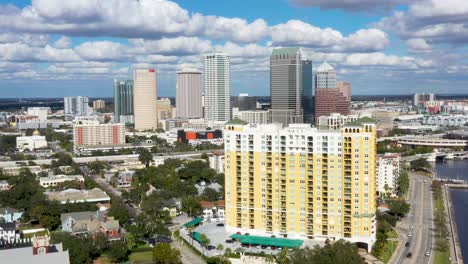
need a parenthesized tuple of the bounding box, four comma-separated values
(74, 41, 126, 61)
(54, 36, 71, 49)
(406, 38, 431, 52)
(271, 20, 389, 52)
(129, 37, 212, 56)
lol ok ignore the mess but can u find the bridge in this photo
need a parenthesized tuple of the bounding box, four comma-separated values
(401, 151, 468, 162)
(397, 136, 467, 147)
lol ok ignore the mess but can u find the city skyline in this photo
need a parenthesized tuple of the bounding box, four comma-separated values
(1, 0, 468, 98)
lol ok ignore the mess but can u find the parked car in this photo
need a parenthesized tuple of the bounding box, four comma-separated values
(216, 223, 224, 227)
(405, 242, 410, 247)
(156, 235, 172, 243)
(205, 245, 216, 250)
(225, 239, 234, 243)
(425, 251, 430, 257)
(406, 253, 412, 258)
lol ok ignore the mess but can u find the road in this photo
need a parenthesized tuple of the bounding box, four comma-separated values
(391, 172, 434, 264)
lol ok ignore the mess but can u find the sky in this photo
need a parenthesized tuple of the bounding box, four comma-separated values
(1, 0, 468, 98)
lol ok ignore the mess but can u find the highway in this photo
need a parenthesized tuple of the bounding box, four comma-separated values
(391, 172, 434, 264)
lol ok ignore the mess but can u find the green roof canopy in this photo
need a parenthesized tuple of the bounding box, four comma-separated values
(229, 234, 303, 248)
(184, 217, 203, 228)
(344, 117, 377, 127)
(225, 119, 248, 125)
(192, 231, 203, 243)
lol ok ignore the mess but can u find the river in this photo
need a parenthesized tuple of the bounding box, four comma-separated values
(435, 159, 468, 261)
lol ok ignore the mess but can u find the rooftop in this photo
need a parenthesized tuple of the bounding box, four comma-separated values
(0, 243, 70, 264)
(45, 188, 110, 204)
(225, 119, 248, 125)
(230, 234, 303, 248)
(344, 117, 377, 127)
(271, 47, 301, 55)
(316, 61, 334, 72)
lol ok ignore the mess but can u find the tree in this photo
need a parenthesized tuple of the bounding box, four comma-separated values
(182, 196, 202, 217)
(287, 240, 364, 264)
(217, 244, 224, 250)
(138, 148, 154, 167)
(51, 232, 94, 264)
(152, 243, 180, 264)
(206, 257, 231, 264)
(388, 199, 410, 217)
(88, 160, 108, 175)
(397, 170, 409, 197)
(202, 187, 221, 202)
(107, 241, 129, 263)
(200, 233, 210, 247)
(108, 199, 130, 224)
(410, 158, 431, 170)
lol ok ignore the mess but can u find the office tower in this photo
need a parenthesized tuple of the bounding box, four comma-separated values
(64, 96, 90, 116)
(114, 80, 134, 124)
(73, 123, 125, 149)
(133, 69, 157, 130)
(176, 69, 203, 119)
(203, 53, 231, 122)
(413, 93, 435, 106)
(302, 60, 314, 124)
(314, 62, 351, 122)
(93, 100, 106, 110)
(231, 93, 257, 111)
(270, 48, 303, 126)
(224, 118, 377, 250)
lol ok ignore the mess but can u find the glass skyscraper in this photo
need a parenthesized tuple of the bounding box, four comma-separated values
(114, 79, 134, 124)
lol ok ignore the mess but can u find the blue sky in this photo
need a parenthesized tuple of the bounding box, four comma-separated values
(0, 0, 468, 98)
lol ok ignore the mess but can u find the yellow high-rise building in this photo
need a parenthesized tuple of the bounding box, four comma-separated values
(224, 118, 377, 250)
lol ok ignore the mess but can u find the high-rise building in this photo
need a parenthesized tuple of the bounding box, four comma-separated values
(93, 100, 106, 110)
(114, 80, 134, 124)
(302, 60, 314, 124)
(231, 93, 257, 111)
(413, 93, 435, 106)
(224, 118, 377, 250)
(156, 98, 174, 126)
(176, 69, 203, 119)
(133, 69, 157, 130)
(73, 123, 126, 149)
(64, 96, 90, 116)
(203, 53, 231, 122)
(314, 62, 351, 122)
(270, 48, 303, 126)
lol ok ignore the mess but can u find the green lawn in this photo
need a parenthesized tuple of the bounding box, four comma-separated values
(380, 240, 398, 264)
(128, 245, 153, 263)
(434, 249, 451, 264)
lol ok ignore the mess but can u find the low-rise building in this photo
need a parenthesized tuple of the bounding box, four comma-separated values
(162, 198, 182, 218)
(27, 107, 50, 121)
(423, 114, 468, 127)
(60, 211, 120, 240)
(16, 135, 48, 151)
(233, 109, 271, 124)
(39, 175, 85, 188)
(377, 153, 401, 197)
(0, 208, 24, 223)
(2, 166, 43, 176)
(0, 235, 70, 264)
(0, 222, 18, 241)
(200, 200, 225, 219)
(45, 188, 111, 204)
(0, 180, 11, 191)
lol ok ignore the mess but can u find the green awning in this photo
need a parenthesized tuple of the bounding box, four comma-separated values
(192, 231, 203, 243)
(229, 234, 303, 248)
(184, 217, 203, 228)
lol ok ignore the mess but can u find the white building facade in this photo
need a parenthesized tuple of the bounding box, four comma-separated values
(16, 135, 48, 151)
(203, 54, 231, 122)
(377, 153, 401, 197)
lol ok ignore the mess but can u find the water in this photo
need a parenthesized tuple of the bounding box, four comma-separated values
(435, 160, 468, 261)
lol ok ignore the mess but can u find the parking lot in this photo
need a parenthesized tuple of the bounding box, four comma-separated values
(182, 220, 323, 256)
